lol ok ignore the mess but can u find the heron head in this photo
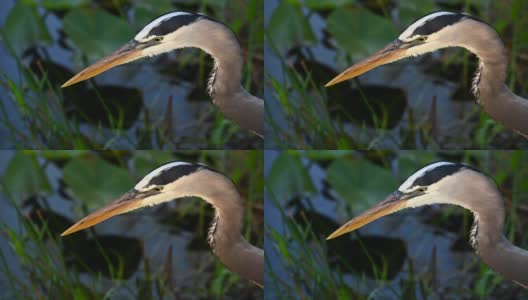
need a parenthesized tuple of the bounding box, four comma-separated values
(325, 11, 485, 87)
(60, 161, 219, 236)
(61, 12, 219, 87)
(326, 161, 485, 240)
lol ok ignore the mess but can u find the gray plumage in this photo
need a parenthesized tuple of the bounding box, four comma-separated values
(443, 167, 528, 288)
(61, 162, 264, 286)
(186, 18, 264, 137)
(327, 161, 528, 288)
(326, 12, 528, 137)
(138, 163, 264, 285)
(454, 18, 528, 137)
(190, 168, 264, 284)
(61, 12, 263, 137)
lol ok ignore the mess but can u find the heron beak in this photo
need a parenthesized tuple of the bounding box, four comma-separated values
(326, 191, 407, 240)
(61, 40, 143, 88)
(325, 40, 407, 87)
(60, 189, 145, 236)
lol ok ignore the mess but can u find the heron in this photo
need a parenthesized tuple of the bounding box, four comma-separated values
(61, 161, 264, 286)
(61, 12, 263, 137)
(326, 11, 528, 137)
(327, 161, 528, 288)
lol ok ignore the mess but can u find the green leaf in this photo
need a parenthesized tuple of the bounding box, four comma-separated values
(326, 8, 398, 58)
(62, 8, 134, 60)
(38, 150, 91, 160)
(62, 157, 134, 210)
(134, 2, 175, 28)
(397, 151, 437, 178)
(305, 0, 355, 9)
(266, 152, 316, 202)
(2, 1, 52, 53)
(42, 0, 91, 10)
(326, 158, 397, 212)
(5, 76, 28, 115)
(267, 1, 316, 53)
(398, 0, 438, 26)
(295, 150, 355, 160)
(132, 151, 176, 179)
(2, 152, 51, 203)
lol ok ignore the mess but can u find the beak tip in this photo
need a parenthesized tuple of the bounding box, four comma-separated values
(326, 232, 339, 240)
(60, 226, 77, 236)
(61, 80, 73, 88)
(325, 77, 343, 87)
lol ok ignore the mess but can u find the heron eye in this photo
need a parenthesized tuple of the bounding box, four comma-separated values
(417, 187, 427, 192)
(154, 37, 163, 42)
(417, 36, 427, 42)
(153, 186, 163, 192)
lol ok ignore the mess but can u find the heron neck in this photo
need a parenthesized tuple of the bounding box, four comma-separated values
(186, 20, 263, 136)
(198, 175, 264, 285)
(468, 180, 528, 287)
(479, 236, 528, 288)
(461, 21, 528, 136)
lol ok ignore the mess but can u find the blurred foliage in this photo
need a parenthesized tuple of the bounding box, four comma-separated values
(326, 158, 397, 212)
(2, 152, 51, 204)
(0, 150, 263, 299)
(41, 0, 91, 10)
(0, 0, 263, 149)
(326, 9, 397, 58)
(267, 152, 316, 202)
(267, 1, 316, 53)
(265, 150, 528, 299)
(62, 8, 134, 60)
(62, 156, 134, 211)
(265, 0, 528, 149)
(2, 1, 52, 53)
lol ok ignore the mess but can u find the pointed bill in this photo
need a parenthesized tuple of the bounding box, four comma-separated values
(325, 40, 406, 87)
(61, 189, 143, 236)
(62, 40, 142, 88)
(326, 192, 406, 240)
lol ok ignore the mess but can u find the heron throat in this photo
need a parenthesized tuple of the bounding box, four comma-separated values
(469, 215, 479, 252)
(207, 61, 219, 98)
(207, 213, 220, 253)
(470, 62, 484, 103)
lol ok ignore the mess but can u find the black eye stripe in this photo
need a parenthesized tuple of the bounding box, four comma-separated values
(408, 163, 485, 188)
(142, 162, 226, 188)
(411, 14, 463, 37)
(146, 164, 202, 186)
(144, 13, 219, 38)
(409, 164, 463, 187)
(146, 14, 200, 37)
(408, 13, 485, 38)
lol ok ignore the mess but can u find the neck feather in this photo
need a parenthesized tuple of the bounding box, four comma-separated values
(462, 175, 528, 287)
(433, 170, 528, 286)
(478, 236, 528, 287)
(189, 20, 243, 97)
(457, 20, 528, 135)
(184, 20, 263, 135)
(183, 171, 264, 284)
